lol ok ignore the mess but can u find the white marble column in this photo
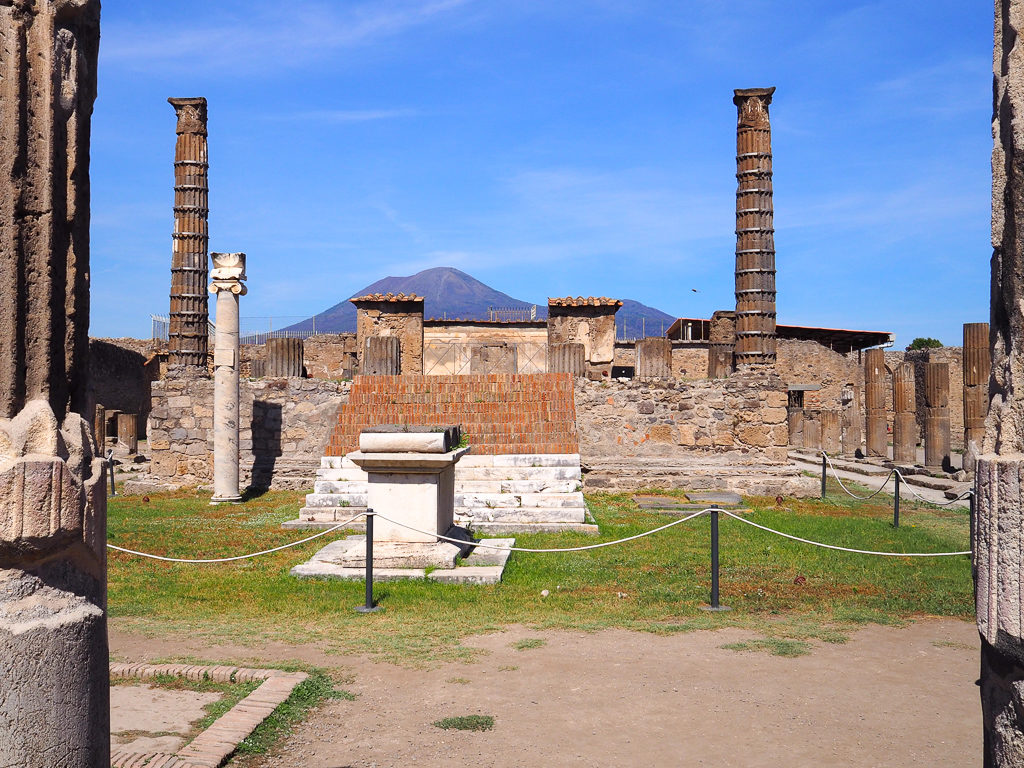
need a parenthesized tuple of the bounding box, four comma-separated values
(209, 252, 246, 503)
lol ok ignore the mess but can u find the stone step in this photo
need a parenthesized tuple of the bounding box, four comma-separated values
(456, 492, 586, 509)
(458, 454, 581, 468)
(304, 493, 367, 508)
(455, 507, 587, 524)
(455, 479, 579, 494)
(454, 466, 581, 482)
(314, 480, 368, 494)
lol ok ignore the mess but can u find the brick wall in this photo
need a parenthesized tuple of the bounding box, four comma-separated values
(574, 370, 790, 464)
(147, 378, 349, 488)
(325, 373, 578, 456)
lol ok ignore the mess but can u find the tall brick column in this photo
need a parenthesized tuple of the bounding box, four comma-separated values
(733, 88, 777, 367)
(963, 322, 990, 472)
(892, 361, 917, 464)
(864, 348, 888, 458)
(168, 97, 210, 372)
(0, 2, 109, 765)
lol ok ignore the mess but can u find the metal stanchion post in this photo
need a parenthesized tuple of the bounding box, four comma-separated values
(821, 453, 827, 500)
(355, 510, 381, 613)
(893, 472, 900, 528)
(700, 509, 731, 612)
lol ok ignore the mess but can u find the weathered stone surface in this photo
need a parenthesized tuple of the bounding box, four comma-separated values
(635, 338, 672, 379)
(892, 361, 917, 463)
(864, 348, 887, 457)
(977, 3, 1024, 760)
(0, 2, 107, 765)
(363, 335, 401, 376)
(352, 295, 423, 375)
(964, 322, 990, 472)
(923, 362, 950, 469)
(547, 298, 622, 379)
(266, 337, 304, 378)
(547, 342, 586, 377)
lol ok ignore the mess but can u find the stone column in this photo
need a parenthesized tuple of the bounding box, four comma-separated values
(892, 361, 917, 464)
(922, 362, 950, 470)
(707, 310, 736, 378)
(364, 336, 401, 376)
(209, 253, 247, 503)
(94, 404, 106, 457)
(802, 410, 821, 451)
(840, 385, 862, 456)
(635, 338, 672, 378)
(733, 88, 777, 367)
(0, 2, 108, 766)
(547, 342, 586, 377)
(864, 348, 888, 457)
(117, 413, 138, 455)
(266, 337, 304, 378)
(820, 411, 841, 455)
(964, 322, 990, 472)
(168, 98, 210, 372)
(546, 297, 623, 380)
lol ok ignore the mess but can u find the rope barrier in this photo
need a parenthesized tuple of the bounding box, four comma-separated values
(718, 510, 970, 557)
(820, 452, 972, 507)
(106, 513, 364, 563)
(372, 509, 710, 553)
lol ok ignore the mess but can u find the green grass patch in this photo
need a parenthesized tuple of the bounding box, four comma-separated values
(721, 638, 813, 657)
(107, 486, 972, 665)
(511, 638, 547, 651)
(433, 715, 495, 732)
(236, 671, 346, 757)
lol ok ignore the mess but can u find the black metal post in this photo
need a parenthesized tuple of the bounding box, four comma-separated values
(893, 472, 900, 528)
(821, 453, 827, 500)
(355, 510, 380, 613)
(700, 509, 731, 612)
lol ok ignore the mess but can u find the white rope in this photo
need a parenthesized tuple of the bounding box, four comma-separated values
(719, 510, 970, 557)
(373, 509, 709, 552)
(892, 469, 974, 507)
(106, 513, 365, 563)
(821, 452, 895, 500)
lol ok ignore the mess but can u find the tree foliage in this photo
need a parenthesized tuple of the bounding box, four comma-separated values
(907, 337, 943, 350)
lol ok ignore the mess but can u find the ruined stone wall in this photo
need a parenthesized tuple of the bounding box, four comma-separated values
(547, 306, 617, 377)
(147, 378, 349, 488)
(356, 303, 423, 374)
(775, 339, 861, 413)
(423, 322, 547, 375)
(671, 343, 710, 379)
(574, 373, 789, 464)
(88, 340, 156, 438)
(239, 334, 358, 380)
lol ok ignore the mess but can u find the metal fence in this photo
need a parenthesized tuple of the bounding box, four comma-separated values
(487, 305, 538, 322)
(151, 314, 330, 345)
(423, 340, 546, 376)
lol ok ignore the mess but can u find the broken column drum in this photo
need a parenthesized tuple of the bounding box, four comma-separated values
(117, 413, 138, 454)
(819, 411, 841, 455)
(922, 362, 950, 470)
(168, 98, 210, 371)
(0, 1, 109, 766)
(840, 385, 862, 456)
(963, 322, 990, 471)
(707, 310, 736, 378)
(635, 337, 672, 378)
(209, 253, 247, 503)
(892, 362, 917, 464)
(733, 88, 777, 366)
(547, 342, 586, 377)
(364, 336, 401, 376)
(266, 337, 304, 378)
(864, 348, 888, 458)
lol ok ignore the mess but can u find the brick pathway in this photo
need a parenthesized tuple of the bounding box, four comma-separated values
(109, 663, 308, 768)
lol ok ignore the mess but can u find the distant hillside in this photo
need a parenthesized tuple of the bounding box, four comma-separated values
(283, 266, 675, 338)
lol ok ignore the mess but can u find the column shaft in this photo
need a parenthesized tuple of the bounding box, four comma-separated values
(209, 253, 246, 503)
(864, 348, 888, 457)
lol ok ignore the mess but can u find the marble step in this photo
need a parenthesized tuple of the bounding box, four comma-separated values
(311, 478, 580, 496)
(455, 507, 586, 523)
(456, 492, 586, 509)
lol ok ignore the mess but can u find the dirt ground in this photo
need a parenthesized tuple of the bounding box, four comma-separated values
(110, 618, 980, 768)
(110, 683, 221, 753)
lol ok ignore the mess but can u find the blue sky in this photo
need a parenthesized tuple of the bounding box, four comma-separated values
(90, 0, 991, 346)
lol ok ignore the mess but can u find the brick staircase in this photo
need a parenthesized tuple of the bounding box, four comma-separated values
(289, 374, 593, 533)
(325, 373, 579, 456)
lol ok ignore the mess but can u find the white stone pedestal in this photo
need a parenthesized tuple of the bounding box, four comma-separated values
(347, 447, 469, 543)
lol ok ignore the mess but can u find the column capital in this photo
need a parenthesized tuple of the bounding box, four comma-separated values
(168, 97, 208, 135)
(209, 252, 247, 295)
(733, 87, 775, 128)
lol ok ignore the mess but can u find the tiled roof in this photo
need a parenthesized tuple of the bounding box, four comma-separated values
(548, 296, 623, 308)
(350, 293, 425, 303)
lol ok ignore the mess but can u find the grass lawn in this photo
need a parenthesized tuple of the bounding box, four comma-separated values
(107, 478, 972, 665)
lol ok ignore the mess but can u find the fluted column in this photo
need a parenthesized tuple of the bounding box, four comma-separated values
(168, 97, 210, 372)
(864, 348, 887, 457)
(963, 322, 990, 472)
(209, 253, 247, 503)
(892, 361, 917, 464)
(707, 310, 736, 378)
(733, 88, 777, 367)
(0, 2, 109, 765)
(923, 362, 950, 469)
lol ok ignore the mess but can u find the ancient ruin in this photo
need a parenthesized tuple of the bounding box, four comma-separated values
(963, 322, 989, 471)
(864, 348, 887, 457)
(922, 362, 950, 470)
(707, 310, 736, 378)
(547, 297, 622, 379)
(266, 337, 304, 378)
(209, 252, 247, 503)
(0, 1, 109, 765)
(352, 293, 424, 375)
(892, 361, 916, 463)
(733, 88, 777, 367)
(975, 3, 1024, 760)
(167, 97, 210, 372)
